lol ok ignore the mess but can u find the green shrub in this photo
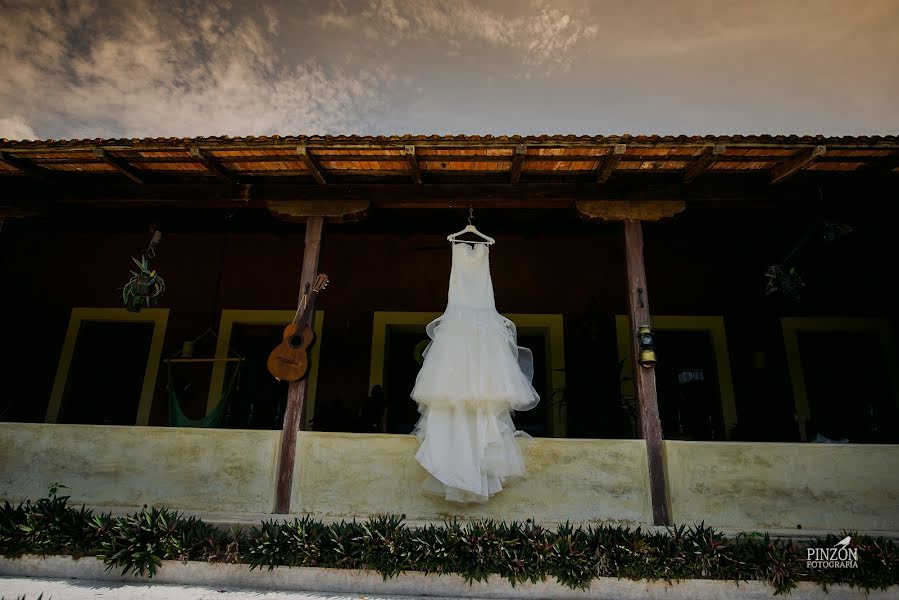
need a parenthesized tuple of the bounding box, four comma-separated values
(0, 490, 896, 596)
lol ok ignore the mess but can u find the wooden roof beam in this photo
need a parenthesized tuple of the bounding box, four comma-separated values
(576, 199, 686, 222)
(683, 144, 725, 183)
(597, 144, 626, 183)
(405, 145, 421, 184)
(0, 151, 51, 180)
(190, 147, 238, 184)
(771, 145, 826, 184)
(94, 148, 144, 184)
(266, 199, 369, 223)
(297, 146, 326, 185)
(511, 145, 526, 184)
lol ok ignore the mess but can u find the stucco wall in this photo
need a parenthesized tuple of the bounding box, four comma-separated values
(665, 441, 899, 531)
(0, 423, 279, 513)
(5, 424, 898, 531)
(292, 432, 653, 525)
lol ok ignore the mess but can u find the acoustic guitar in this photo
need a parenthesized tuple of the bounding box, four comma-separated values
(267, 273, 329, 382)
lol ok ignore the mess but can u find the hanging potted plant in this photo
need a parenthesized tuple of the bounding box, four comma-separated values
(121, 230, 165, 312)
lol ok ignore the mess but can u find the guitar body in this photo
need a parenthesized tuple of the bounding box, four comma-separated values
(266, 273, 328, 382)
(267, 322, 315, 382)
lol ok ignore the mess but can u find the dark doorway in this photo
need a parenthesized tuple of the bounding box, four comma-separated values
(227, 323, 290, 429)
(60, 321, 153, 425)
(653, 330, 725, 440)
(798, 330, 897, 443)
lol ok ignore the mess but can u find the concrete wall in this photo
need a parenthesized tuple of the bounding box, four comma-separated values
(292, 432, 653, 525)
(665, 441, 899, 531)
(0, 423, 279, 513)
(4, 424, 899, 532)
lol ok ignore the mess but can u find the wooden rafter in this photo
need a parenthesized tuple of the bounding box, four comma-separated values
(596, 144, 626, 183)
(190, 147, 237, 184)
(405, 145, 421, 184)
(297, 146, 326, 185)
(771, 145, 826, 184)
(510, 145, 527, 184)
(683, 144, 725, 183)
(0, 151, 50, 179)
(94, 149, 144, 184)
(864, 151, 899, 175)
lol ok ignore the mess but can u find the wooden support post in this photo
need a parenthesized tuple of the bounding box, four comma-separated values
(274, 216, 324, 514)
(623, 219, 670, 526)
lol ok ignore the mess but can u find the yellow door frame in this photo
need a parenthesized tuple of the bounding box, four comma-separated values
(208, 310, 324, 430)
(47, 307, 169, 426)
(781, 317, 897, 441)
(369, 311, 567, 437)
(615, 314, 737, 439)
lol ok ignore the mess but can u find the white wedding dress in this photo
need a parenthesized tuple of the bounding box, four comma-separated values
(411, 242, 540, 503)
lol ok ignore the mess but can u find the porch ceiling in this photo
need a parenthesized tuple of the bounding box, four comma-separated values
(1, 134, 898, 213)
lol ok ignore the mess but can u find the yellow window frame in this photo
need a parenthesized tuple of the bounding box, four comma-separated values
(368, 311, 567, 437)
(208, 310, 324, 430)
(781, 317, 898, 441)
(615, 315, 737, 439)
(47, 307, 170, 426)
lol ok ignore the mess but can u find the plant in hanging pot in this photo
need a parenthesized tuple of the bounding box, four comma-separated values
(122, 254, 165, 312)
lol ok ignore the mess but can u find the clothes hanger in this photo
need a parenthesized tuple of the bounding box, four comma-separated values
(446, 207, 495, 245)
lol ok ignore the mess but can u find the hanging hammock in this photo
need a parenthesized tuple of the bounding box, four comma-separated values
(166, 359, 242, 428)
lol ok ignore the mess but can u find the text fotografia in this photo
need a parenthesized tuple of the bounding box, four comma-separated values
(806, 536, 858, 569)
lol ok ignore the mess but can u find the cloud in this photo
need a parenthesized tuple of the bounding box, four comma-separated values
(315, 0, 598, 74)
(0, 0, 390, 139)
(0, 115, 36, 140)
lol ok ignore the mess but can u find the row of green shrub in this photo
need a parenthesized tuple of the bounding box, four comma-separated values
(1, 487, 896, 595)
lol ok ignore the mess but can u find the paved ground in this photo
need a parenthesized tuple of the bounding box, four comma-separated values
(0, 577, 477, 600)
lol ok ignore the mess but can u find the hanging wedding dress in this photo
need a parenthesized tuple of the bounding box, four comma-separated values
(411, 241, 540, 503)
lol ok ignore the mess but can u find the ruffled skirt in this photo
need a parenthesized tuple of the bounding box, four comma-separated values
(411, 307, 539, 503)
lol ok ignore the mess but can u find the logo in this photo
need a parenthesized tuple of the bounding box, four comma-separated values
(806, 536, 858, 569)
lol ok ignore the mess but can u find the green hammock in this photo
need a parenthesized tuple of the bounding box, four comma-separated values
(167, 361, 241, 428)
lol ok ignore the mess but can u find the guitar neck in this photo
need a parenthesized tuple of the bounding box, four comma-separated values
(294, 289, 319, 327)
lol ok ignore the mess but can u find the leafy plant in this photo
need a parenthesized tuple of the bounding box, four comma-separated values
(1, 490, 896, 595)
(121, 254, 165, 312)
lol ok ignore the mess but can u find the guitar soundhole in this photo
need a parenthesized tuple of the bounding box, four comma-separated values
(289, 334, 304, 348)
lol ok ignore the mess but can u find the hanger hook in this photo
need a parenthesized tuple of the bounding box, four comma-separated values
(468, 206, 474, 225)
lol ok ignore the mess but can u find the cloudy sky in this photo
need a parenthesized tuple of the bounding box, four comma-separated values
(1, 0, 897, 140)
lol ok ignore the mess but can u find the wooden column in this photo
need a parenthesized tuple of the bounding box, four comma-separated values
(623, 219, 670, 526)
(275, 216, 324, 514)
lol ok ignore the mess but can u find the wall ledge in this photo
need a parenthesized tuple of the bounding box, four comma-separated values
(2, 555, 896, 600)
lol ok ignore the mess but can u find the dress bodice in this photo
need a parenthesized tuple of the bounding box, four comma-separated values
(446, 242, 495, 309)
